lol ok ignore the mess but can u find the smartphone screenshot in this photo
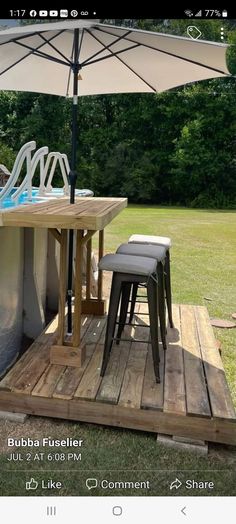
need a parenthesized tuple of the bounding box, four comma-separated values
(0, 6, 235, 523)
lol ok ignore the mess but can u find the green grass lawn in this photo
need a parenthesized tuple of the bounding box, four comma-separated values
(105, 205, 236, 403)
(0, 205, 236, 497)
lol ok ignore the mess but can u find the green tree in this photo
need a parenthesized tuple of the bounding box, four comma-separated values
(0, 18, 235, 206)
(170, 83, 236, 207)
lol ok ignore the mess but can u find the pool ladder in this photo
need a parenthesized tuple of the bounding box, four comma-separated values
(0, 141, 36, 202)
(0, 141, 70, 203)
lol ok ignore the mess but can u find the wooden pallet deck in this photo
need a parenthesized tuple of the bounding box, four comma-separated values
(0, 304, 235, 445)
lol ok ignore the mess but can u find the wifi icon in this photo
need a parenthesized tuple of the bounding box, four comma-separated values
(184, 10, 194, 17)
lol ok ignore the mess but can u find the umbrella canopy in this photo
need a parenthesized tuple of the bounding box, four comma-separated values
(0, 19, 230, 96)
(0, 19, 230, 336)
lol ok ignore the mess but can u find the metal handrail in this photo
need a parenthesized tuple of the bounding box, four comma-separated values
(12, 146, 49, 201)
(0, 142, 71, 202)
(39, 152, 70, 196)
(0, 141, 36, 201)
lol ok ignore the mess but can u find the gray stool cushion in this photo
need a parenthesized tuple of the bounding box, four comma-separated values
(99, 253, 157, 276)
(129, 234, 171, 248)
(117, 243, 166, 261)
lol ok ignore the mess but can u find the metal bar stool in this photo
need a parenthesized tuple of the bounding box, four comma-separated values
(116, 243, 167, 350)
(128, 234, 174, 328)
(99, 253, 161, 382)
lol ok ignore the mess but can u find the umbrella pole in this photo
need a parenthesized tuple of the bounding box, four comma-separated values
(67, 28, 79, 335)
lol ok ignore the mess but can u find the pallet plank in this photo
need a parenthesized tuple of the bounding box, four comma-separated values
(73, 319, 106, 401)
(180, 304, 211, 418)
(73, 343, 104, 401)
(12, 343, 51, 395)
(52, 316, 105, 400)
(141, 343, 165, 410)
(140, 296, 164, 410)
(53, 344, 96, 400)
(101, 343, 147, 410)
(84, 316, 107, 345)
(0, 390, 235, 445)
(118, 310, 148, 409)
(97, 305, 143, 405)
(31, 365, 64, 398)
(164, 304, 186, 415)
(97, 335, 131, 404)
(194, 306, 236, 420)
(0, 316, 58, 391)
(0, 303, 235, 447)
(8, 315, 91, 396)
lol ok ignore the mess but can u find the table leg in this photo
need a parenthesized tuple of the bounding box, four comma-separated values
(98, 229, 104, 300)
(50, 228, 85, 367)
(57, 229, 67, 345)
(81, 229, 106, 316)
(73, 230, 83, 347)
(86, 238, 92, 300)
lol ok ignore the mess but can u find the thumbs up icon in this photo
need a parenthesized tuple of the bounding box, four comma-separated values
(25, 478, 38, 490)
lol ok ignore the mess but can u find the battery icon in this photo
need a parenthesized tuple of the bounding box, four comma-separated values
(222, 10, 228, 17)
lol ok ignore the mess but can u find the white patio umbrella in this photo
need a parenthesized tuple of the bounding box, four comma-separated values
(0, 19, 230, 333)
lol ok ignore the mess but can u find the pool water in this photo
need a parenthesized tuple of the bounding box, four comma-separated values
(0, 187, 93, 209)
(0, 188, 42, 209)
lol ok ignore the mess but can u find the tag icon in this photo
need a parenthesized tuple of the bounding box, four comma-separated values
(187, 26, 202, 40)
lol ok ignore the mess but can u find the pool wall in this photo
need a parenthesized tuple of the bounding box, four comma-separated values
(0, 227, 24, 375)
(23, 228, 48, 339)
(0, 227, 48, 376)
(46, 232, 60, 311)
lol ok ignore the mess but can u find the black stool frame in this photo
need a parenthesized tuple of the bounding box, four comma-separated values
(126, 259, 167, 350)
(100, 271, 160, 383)
(129, 249, 173, 330)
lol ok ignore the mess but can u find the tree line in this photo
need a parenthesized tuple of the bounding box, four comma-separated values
(0, 18, 235, 208)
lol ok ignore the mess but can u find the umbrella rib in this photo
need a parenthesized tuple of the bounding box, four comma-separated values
(95, 27, 229, 76)
(78, 28, 84, 60)
(0, 28, 64, 49)
(66, 28, 82, 97)
(83, 30, 156, 92)
(81, 29, 132, 66)
(111, 53, 156, 92)
(81, 43, 140, 67)
(66, 44, 75, 98)
(0, 30, 42, 47)
(0, 30, 70, 78)
(14, 41, 71, 67)
(38, 33, 71, 65)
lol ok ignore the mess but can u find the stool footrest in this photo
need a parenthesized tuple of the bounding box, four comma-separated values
(115, 320, 150, 328)
(113, 336, 151, 344)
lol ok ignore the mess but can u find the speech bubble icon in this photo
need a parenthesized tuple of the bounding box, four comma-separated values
(86, 478, 98, 490)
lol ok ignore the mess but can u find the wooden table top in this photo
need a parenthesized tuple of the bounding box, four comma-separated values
(0, 197, 127, 230)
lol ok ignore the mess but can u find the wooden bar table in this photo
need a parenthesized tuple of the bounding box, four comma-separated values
(0, 196, 127, 366)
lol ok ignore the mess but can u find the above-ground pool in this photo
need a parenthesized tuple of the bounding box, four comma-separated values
(0, 185, 93, 376)
(0, 187, 93, 209)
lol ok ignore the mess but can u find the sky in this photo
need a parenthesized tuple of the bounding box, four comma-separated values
(0, 19, 20, 27)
